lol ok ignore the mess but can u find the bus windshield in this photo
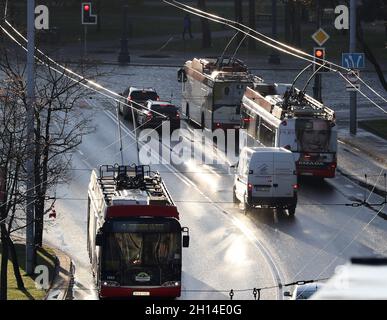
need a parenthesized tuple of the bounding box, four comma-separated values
(103, 232, 181, 268)
(295, 119, 332, 153)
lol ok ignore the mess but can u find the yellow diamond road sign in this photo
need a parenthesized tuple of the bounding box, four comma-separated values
(312, 28, 330, 46)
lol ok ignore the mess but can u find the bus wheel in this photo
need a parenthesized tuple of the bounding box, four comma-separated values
(232, 186, 239, 204)
(288, 206, 296, 217)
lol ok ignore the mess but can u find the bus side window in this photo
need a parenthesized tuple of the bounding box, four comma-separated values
(241, 109, 249, 129)
(260, 121, 275, 147)
(245, 109, 256, 137)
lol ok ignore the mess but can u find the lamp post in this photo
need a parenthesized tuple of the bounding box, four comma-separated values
(313, 0, 322, 102)
(118, 4, 130, 64)
(349, 0, 357, 135)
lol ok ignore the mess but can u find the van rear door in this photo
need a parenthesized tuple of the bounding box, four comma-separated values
(272, 152, 296, 198)
(249, 152, 274, 199)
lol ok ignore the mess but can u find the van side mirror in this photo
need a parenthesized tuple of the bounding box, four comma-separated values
(284, 291, 292, 297)
(95, 230, 103, 246)
(182, 227, 190, 248)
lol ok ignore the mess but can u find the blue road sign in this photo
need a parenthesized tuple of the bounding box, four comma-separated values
(342, 53, 365, 69)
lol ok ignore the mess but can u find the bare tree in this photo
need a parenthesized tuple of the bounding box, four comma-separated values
(33, 66, 93, 247)
(0, 68, 29, 300)
(0, 40, 94, 299)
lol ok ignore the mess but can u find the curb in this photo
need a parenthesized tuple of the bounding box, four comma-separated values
(337, 167, 387, 221)
(337, 136, 386, 198)
(45, 247, 72, 300)
(337, 166, 387, 199)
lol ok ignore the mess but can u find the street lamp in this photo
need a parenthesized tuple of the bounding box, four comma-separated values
(268, 0, 280, 64)
(118, 4, 130, 64)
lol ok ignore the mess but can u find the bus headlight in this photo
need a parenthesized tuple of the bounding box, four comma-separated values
(103, 281, 120, 287)
(162, 281, 180, 287)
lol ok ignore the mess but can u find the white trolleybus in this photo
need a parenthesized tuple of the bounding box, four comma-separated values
(240, 82, 337, 178)
(178, 57, 256, 130)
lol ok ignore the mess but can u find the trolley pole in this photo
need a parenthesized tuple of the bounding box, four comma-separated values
(349, 0, 357, 135)
(26, 0, 36, 275)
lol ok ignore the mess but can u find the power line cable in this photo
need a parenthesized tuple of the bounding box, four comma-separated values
(2, 20, 169, 120)
(163, 0, 387, 113)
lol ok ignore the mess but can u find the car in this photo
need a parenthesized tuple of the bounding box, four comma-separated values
(232, 147, 298, 215)
(118, 87, 159, 121)
(136, 100, 181, 131)
(284, 283, 324, 300)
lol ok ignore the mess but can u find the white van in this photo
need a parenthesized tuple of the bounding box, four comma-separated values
(232, 147, 298, 216)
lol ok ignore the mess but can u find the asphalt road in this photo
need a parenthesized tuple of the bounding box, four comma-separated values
(43, 66, 387, 300)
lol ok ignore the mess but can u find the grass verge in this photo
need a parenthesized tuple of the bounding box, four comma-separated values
(359, 119, 387, 140)
(0, 243, 57, 300)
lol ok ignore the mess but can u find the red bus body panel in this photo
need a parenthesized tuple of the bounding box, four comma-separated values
(106, 205, 179, 219)
(100, 286, 181, 299)
(296, 162, 337, 178)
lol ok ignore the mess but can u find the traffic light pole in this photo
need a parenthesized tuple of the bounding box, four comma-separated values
(84, 25, 88, 58)
(313, 0, 322, 102)
(26, 0, 36, 275)
(349, 0, 357, 135)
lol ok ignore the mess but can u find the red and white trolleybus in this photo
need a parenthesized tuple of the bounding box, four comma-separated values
(87, 164, 189, 299)
(240, 82, 337, 178)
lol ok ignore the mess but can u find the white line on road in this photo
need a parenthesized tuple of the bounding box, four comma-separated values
(101, 106, 284, 299)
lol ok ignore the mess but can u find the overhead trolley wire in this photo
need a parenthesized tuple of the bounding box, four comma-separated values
(163, 0, 387, 112)
(2, 20, 169, 120)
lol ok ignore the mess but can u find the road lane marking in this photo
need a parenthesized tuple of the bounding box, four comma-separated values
(98, 101, 284, 299)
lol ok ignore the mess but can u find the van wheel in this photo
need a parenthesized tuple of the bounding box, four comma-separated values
(288, 206, 296, 217)
(232, 186, 239, 204)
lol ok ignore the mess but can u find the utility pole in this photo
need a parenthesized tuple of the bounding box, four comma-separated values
(118, 4, 130, 64)
(313, 0, 322, 102)
(83, 25, 88, 58)
(268, 0, 280, 64)
(26, 0, 36, 275)
(349, 0, 357, 135)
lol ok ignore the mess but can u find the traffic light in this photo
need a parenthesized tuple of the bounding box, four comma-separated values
(313, 47, 329, 72)
(81, 2, 97, 25)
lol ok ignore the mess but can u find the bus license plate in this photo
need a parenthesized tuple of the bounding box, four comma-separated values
(133, 291, 150, 296)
